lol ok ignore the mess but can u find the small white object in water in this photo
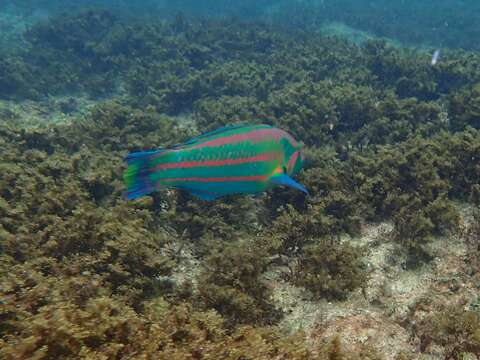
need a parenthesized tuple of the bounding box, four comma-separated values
(431, 49, 440, 65)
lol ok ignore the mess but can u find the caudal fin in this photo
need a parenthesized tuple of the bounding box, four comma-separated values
(123, 150, 164, 200)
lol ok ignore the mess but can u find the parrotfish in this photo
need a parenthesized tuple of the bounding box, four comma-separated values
(123, 124, 307, 201)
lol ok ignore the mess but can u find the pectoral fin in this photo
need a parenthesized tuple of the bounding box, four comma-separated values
(271, 174, 308, 194)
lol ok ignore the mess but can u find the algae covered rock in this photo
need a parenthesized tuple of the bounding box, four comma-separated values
(293, 240, 368, 300)
(197, 240, 280, 326)
(448, 82, 480, 131)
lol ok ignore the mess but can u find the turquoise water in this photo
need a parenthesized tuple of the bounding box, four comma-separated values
(3, 0, 480, 49)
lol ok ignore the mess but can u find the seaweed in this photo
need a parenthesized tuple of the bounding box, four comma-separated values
(1, 281, 374, 359)
(197, 239, 280, 326)
(417, 306, 480, 359)
(448, 82, 480, 131)
(270, 204, 334, 255)
(293, 240, 368, 300)
(462, 206, 480, 276)
(0, 56, 40, 99)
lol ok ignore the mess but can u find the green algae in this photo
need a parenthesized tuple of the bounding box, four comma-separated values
(197, 239, 280, 327)
(293, 240, 368, 300)
(417, 306, 480, 358)
(2, 10, 480, 359)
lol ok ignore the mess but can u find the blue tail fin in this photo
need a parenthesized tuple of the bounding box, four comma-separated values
(123, 150, 164, 200)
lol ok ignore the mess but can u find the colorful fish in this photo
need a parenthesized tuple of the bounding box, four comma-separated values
(123, 124, 307, 201)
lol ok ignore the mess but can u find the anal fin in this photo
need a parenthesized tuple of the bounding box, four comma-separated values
(187, 189, 222, 201)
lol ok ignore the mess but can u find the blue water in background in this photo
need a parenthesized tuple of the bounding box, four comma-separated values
(2, 0, 480, 50)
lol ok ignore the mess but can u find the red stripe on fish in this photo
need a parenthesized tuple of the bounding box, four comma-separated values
(192, 128, 285, 149)
(162, 175, 269, 183)
(286, 151, 299, 173)
(154, 152, 280, 170)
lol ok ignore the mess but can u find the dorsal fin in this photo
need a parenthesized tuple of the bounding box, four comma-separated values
(170, 124, 268, 148)
(190, 124, 247, 140)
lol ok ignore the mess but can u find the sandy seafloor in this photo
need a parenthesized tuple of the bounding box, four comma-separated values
(174, 211, 478, 358)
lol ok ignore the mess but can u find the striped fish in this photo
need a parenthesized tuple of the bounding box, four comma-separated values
(123, 124, 307, 201)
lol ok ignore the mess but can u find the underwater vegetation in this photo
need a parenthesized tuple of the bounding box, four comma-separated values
(6, 1, 480, 51)
(4, 10, 480, 109)
(0, 100, 386, 359)
(293, 240, 368, 300)
(419, 307, 480, 358)
(1, 9, 480, 359)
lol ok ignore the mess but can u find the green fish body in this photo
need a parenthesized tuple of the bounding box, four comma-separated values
(123, 124, 307, 200)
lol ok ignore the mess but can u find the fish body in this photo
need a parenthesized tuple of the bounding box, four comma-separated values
(123, 124, 307, 200)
